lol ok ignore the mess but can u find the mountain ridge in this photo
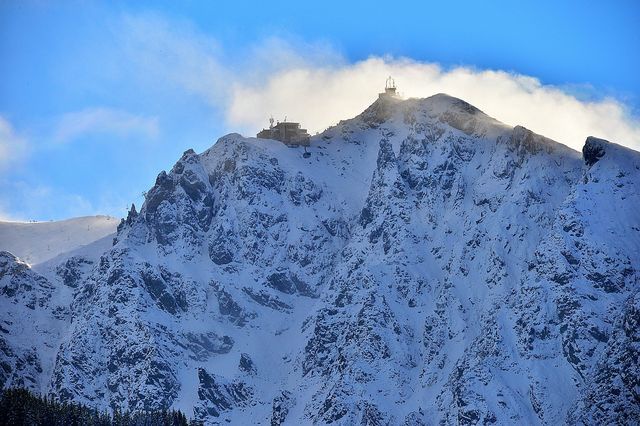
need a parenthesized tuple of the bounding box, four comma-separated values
(1, 94, 638, 425)
(0, 215, 118, 266)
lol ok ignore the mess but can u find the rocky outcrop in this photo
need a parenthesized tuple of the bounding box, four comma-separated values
(583, 136, 608, 166)
(0, 252, 61, 392)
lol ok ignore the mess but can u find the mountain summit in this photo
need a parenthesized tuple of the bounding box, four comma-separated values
(1, 94, 638, 425)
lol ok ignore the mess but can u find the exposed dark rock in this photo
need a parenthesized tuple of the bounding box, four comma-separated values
(140, 269, 184, 315)
(583, 136, 607, 166)
(56, 256, 93, 288)
(195, 368, 252, 419)
(266, 272, 315, 297)
(242, 287, 292, 312)
(213, 283, 253, 326)
(183, 332, 233, 361)
(238, 353, 256, 375)
(271, 391, 294, 426)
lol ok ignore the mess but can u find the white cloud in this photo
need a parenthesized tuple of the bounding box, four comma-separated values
(53, 107, 159, 144)
(227, 59, 640, 152)
(0, 116, 29, 172)
(118, 14, 640, 153)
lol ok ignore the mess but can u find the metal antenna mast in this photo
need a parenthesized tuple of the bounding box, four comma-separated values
(385, 76, 396, 89)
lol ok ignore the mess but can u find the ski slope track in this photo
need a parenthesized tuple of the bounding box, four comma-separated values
(1, 94, 638, 425)
(0, 215, 117, 266)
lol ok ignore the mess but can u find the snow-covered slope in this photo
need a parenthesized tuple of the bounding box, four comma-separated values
(1, 94, 638, 424)
(0, 215, 117, 265)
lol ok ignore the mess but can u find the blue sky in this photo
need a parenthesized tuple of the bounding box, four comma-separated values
(1, 0, 639, 221)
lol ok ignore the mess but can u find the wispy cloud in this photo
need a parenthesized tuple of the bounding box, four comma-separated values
(118, 13, 230, 107)
(118, 14, 640, 152)
(116, 14, 343, 108)
(0, 178, 131, 222)
(0, 180, 86, 222)
(53, 107, 159, 144)
(0, 116, 29, 172)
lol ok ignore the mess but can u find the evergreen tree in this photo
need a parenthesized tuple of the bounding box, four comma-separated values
(0, 388, 191, 426)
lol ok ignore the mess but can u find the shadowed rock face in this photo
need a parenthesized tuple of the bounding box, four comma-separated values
(0, 252, 58, 392)
(238, 353, 256, 375)
(1, 94, 639, 424)
(583, 136, 608, 166)
(195, 368, 252, 420)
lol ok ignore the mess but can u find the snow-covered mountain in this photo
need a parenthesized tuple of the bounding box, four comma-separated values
(1, 94, 638, 425)
(0, 215, 117, 265)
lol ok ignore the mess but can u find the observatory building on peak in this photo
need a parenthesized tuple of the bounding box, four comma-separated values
(257, 78, 400, 147)
(257, 117, 311, 147)
(379, 76, 400, 100)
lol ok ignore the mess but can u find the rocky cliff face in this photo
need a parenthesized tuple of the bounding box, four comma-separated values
(1, 94, 638, 424)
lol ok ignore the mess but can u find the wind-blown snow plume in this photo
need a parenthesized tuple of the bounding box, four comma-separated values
(120, 14, 640, 152)
(228, 58, 640, 151)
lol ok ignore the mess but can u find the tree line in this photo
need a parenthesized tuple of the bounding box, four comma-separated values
(0, 387, 202, 426)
